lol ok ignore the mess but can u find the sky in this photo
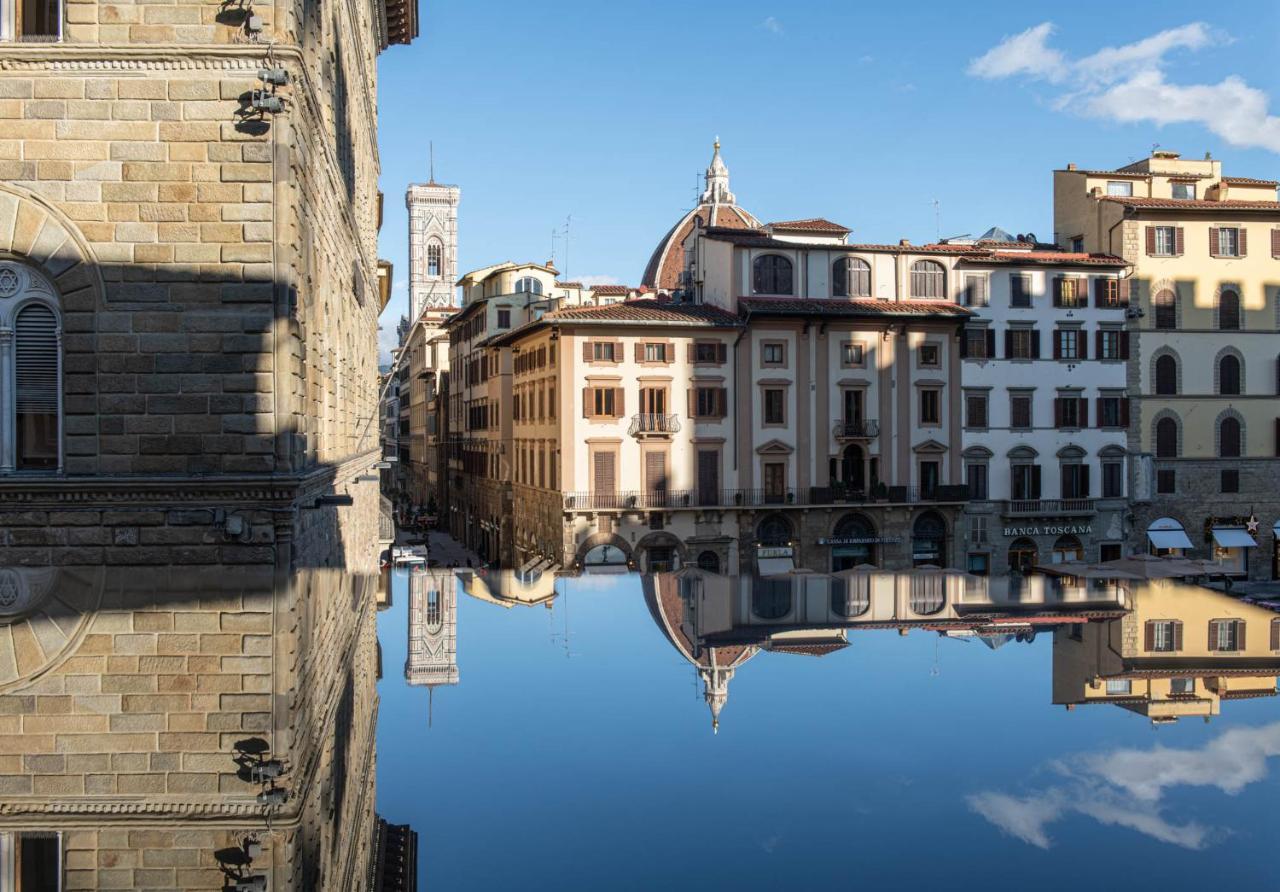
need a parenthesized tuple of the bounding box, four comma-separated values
(373, 0, 1280, 360)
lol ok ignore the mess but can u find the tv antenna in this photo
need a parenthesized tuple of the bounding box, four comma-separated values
(428, 140, 435, 184)
(931, 199, 941, 243)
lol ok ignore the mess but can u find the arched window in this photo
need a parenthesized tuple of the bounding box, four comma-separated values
(1009, 537, 1038, 575)
(696, 551, 721, 574)
(911, 511, 947, 567)
(3, 263, 62, 473)
(1155, 416, 1179, 458)
(752, 577, 792, 620)
(1219, 416, 1241, 458)
(1154, 354, 1178, 395)
(757, 514, 793, 546)
(752, 254, 793, 295)
(515, 276, 543, 295)
(832, 257, 871, 298)
(426, 241, 442, 277)
(1154, 289, 1177, 330)
(831, 573, 871, 617)
(1219, 354, 1241, 395)
(1051, 535, 1083, 564)
(830, 513, 877, 571)
(1218, 289, 1240, 330)
(910, 260, 946, 299)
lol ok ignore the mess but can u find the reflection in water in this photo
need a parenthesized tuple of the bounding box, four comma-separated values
(405, 570, 459, 728)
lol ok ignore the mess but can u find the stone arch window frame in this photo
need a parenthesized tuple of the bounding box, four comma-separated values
(426, 238, 443, 277)
(0, 260, 64, 475)
(756, 512, 794, 546)
(1215, 408, 1246, 458)
(1214, 345, 1245, 395)
(1150, 347, 1181, 396)
(752, 253, 794, 296)
(831, 255, 871, 298)
(909, 259, 946, 300)
(1214, 283, 1243, 332)
(1152, 409, 1182, 459)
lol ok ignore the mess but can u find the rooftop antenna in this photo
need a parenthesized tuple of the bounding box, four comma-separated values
(931, 199, 941, 243)
(1150, 142, 1160, 156)
(428, 141, 435, 184)
(549, 226, 558, 267)
(428, 687, 434, 729)
(562, 215, 572, 279)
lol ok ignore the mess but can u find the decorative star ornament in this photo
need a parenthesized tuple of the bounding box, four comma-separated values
(1246, 515, 1259, 534)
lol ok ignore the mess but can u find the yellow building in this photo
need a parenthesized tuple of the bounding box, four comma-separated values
(1052, 578, 1280, 722)
(1054, 151, 1280, 578)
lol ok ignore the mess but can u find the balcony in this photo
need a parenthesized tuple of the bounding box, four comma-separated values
(832, 419, 880, 440)
(628, 413, 681, 438)
(1001, 498, 1096, 517)
(562, 484, 969, 511)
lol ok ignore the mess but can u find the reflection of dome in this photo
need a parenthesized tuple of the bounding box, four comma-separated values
(641, 140, 761, 291)
(642, 571, 757, 733)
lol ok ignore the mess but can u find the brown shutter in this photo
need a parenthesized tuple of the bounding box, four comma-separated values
(1119, 331, 1130, 360)
(1239, 227, 1247, 256)
(1272, 618, 1280, 651)
(1174, 227, 1185, 255)
(1093, 277, 1102, 307)
(1272, 229, 1280, 258)
(1052, 276, 1063, 307)
(1275, 418, 1280, 457)
(1053, 398, 1062, 427)
(1031, 464, 1041, 498)
(1077, 329, 1087, 359)
(717, 342, 727, 363)
(1078, 277, 1089, 303)
(1208, 227, 1219, 257)
(1095, 397, 1103, 427)
(582, 341, 592, 363)
(985, 329, 995, 358)
(1145, 226, 1156, 255)
(1120, 398, 1130, 428)
(1003, 329, 1013, 359)
(582, 387, 591, 418)
(959, 332, 968, 358)
(1052, 331, 1062, 360)
(1095, 330, 1103, 359)
(1144, 621, 1154, 651)
(1208, 621, 1218, 651)
(614, 387, 625, 417)
(1172, 621, 1182, 651)
(1031, 329, 1040, 358)
(1079, 398, 1088, 428)
(1119, 278, 1130, 306)
(1238, 621, 1246, 650)
(718, 387, 728, 417)
(634, 342, 643, 363)
(687, 388, 695, 418)
(687, 344, 695, 363)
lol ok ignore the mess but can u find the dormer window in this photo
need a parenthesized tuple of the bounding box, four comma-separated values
(1171, 182, 1196, 200)
(1, 0, 61, 40)
(832, 257, 871, 298)
(515, 276, 542, 295)
(752, 254, 793, 295)
(909, 260, 946, 300)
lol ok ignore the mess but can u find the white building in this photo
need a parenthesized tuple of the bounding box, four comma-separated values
(406, 177, 460, 322)
(951, 232, 1131, 574)
(405, 570, 459, 717)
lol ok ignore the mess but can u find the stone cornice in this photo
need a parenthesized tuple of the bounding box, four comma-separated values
(0, 43, 306, 71)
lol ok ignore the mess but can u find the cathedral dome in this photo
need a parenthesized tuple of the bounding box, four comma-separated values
(641, 140, 761, 291)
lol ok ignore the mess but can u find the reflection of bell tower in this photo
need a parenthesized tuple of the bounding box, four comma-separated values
(701, 660, 735, 734)
(405, 570, 459, 723)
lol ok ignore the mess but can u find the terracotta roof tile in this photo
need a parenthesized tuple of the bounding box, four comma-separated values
(1099, 196, 1280, 211)
(967, 250, 1128, 268)
(588, 284, 633, 296)
(739, 297, 972, 319)
(767, 218, 851, 234)
(555, 281, 583, 289)
(1220, 176, 1279, 187)
(704, 227, 978, 255)
(544, 298, 741, 326)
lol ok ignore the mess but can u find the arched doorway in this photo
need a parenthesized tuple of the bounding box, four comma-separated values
(830, 513, 878, 571)
(911, 511, 947, 568)
(755, 513, 796, 575)
(1008, 537, 1038, 574)
(1051, 535, 1083, 564)
(839, 444, 865, 492)
(696, 551, 721, 574)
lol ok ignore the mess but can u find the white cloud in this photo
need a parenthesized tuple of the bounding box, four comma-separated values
(969, 722, 1280, 851)
(392, 279, 408, 292)
(377, 322, 400, 366)
(968, 21, 1280, 153)
(760, 16, 783, 35)
(575, 274, 621, 288)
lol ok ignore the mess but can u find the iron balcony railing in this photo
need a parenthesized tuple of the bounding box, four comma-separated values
(1002, 498, 1097, 516)
(628, 413, 681, 437)
(562, 484, 970, 511)
(832, 419, 880, 439)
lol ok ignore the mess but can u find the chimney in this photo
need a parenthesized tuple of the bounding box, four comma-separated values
(898, 239, 911, 247)
(1066, 163, 1078, 171)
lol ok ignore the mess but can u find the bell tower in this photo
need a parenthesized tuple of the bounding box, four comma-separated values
(406, 157, 460, 323)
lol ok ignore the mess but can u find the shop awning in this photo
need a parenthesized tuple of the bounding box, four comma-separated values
(1147, 529, 1193, 550)
(757, 557, 795, 576)
(1211, 528, 1257, 548)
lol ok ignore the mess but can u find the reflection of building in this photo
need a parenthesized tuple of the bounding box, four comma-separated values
(459, 567, 559, 610)
(1052, 578, 1280, 722)
(371, 818, 419, 892)
(406, 570, 459, 691)
(1054, 151, 1280, 579)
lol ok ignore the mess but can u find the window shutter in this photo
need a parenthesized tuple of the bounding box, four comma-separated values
(1173, 621, 1182, 651)
(1239, 227, 1247, 256)
(1095, 330, 1103, 359)
(1003, 329, 1013, 359)
(1275, 418, 1280, 458)
(1272, 229, 1280, 258)
(1031, 464, 1041, 498)
(1052, 332, 1062, 360)
(1145, 226, 1156, 255)
(718, 387, 728, 417)
(614, 387, 625, 417)
(1093, 277, 1102, 307)
(1080, 461, 1089, 496)
(687, 388, 695, 418)
(1119, 331, 1130, 360)
(959, 332, 968, 358)
(14, 304, 59, 416)
(1208, 227, 1219, 257)
(1078, 277, 1089, 303)
(985, 329, 995, 358)
(1053, 398, 1062, 427)
(1077, 329, 1087, 360)
(1079, 398, 1088, 428)
(634, 342, 643, 363)
(1120, 398, 1130, 428)
(717, 342, 727, 363)
(1052, 276, 1063, 307)
(582, 342, 592, 362)
(1238, 621, 1246, 650)
(1030, 330, 1040, 359)
(1118, 278, 1130, 306)
(1174, 227, 1185, 255)
(1095, 397, 1103, 426)
(582, 387, 591, 418)
(1208, 621, 1218, 651)
(687, 344, 695, 363)
(1272, 618, 1280, 651)
(1144, 621, 1155, 651)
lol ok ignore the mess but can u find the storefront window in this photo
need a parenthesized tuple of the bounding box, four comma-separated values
(829, 513, 877, 571)
(1051, 535, 1083, 564)
(911, 512, 947, 568)
(1008, 538, 1038, 575)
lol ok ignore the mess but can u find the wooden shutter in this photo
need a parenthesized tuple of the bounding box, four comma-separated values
(1145, 226, 1156, 255)
(1095, 397, 1103, 427)
(1119, 331, 1130, 360)
(634, 342, 644, 363)
(582, 387, 591, 418)
(697, 450, 719, 501)
(1272, 229, 1280, 258)
(582, 341, 593, 362)
(593, 451, 615, 494)
(613, 387, 625, 417)
(1274, 418, 1280, 457)
(1120, 398, 1130, 428)
(1208, 226, 1219, 257)
(1118, 278, 1130, 306)
(1095, 330, 1103, 360)
(1271, 618, 1280, 651)
(959, 332, 968, 358)
(1173, 621, 1183, 652)
(985, 329, 995, 358)
(1239, 227, 1247, 256)
(14, 304, 58, 417)
(645, 450, 668, 493)
(717, 342, 727, 363)
(686, 344, 695, 363)
(1079, 461, 1089, 496)
(1030, 329, 1040, 358)
(1003, 329, 1013, 359)
(1174, 227, 1185, 255)
(1238, 621, 1246, 650)
(1052, 276, 1063, 307)
(1052, 331, 1062, 360)
(1144, 621, 1155, 651)
(717, 387, 728, 417)
(1030, 464, 1041, 498)
(1076, 330, 1087, 360)
(1053, 398, 1062, 427)
(1208, 621, 1218, 651)
(687, 388, 695, 418)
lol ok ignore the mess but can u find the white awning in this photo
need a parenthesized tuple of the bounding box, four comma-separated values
(757, 557, 795, 576)
(1147, 529, 1193, 550)
(1211, 528, 1257, 548)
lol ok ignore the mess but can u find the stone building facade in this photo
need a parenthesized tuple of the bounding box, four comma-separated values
(0, 0, 418, 887)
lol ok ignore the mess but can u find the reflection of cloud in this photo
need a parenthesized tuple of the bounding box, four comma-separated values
(968, 22, 1280, 153)
(969, 722, 1280, 850)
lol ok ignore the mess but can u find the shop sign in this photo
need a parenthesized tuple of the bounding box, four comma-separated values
(818, 537, 902, 546)
(1001, 524, 1092, 538)
(757, 546, 794, 558)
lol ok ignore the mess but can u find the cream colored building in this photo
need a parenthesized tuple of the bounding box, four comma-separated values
(1054, 151, 1280, 578)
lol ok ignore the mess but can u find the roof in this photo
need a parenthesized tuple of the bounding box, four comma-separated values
(641, 202, 760, 290)
(767, 218, 851, 234)
(555, 281, 583, 289)
(703, 227, 979, 255)
(1220, 176, 1279, 187)
(1098, 196, 1280, 211)
(381, 0, 418, 47)
(739, 297, 972, 319)
(456, 260, 558, 287)
(588, 284, 634, 296)
(544, 298, 741, 326)
(1057, 168, 1213, 179)
(962, 250, 1127, 268)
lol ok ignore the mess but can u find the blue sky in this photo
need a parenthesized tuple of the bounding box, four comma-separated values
(374, 1, 1279, 355)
